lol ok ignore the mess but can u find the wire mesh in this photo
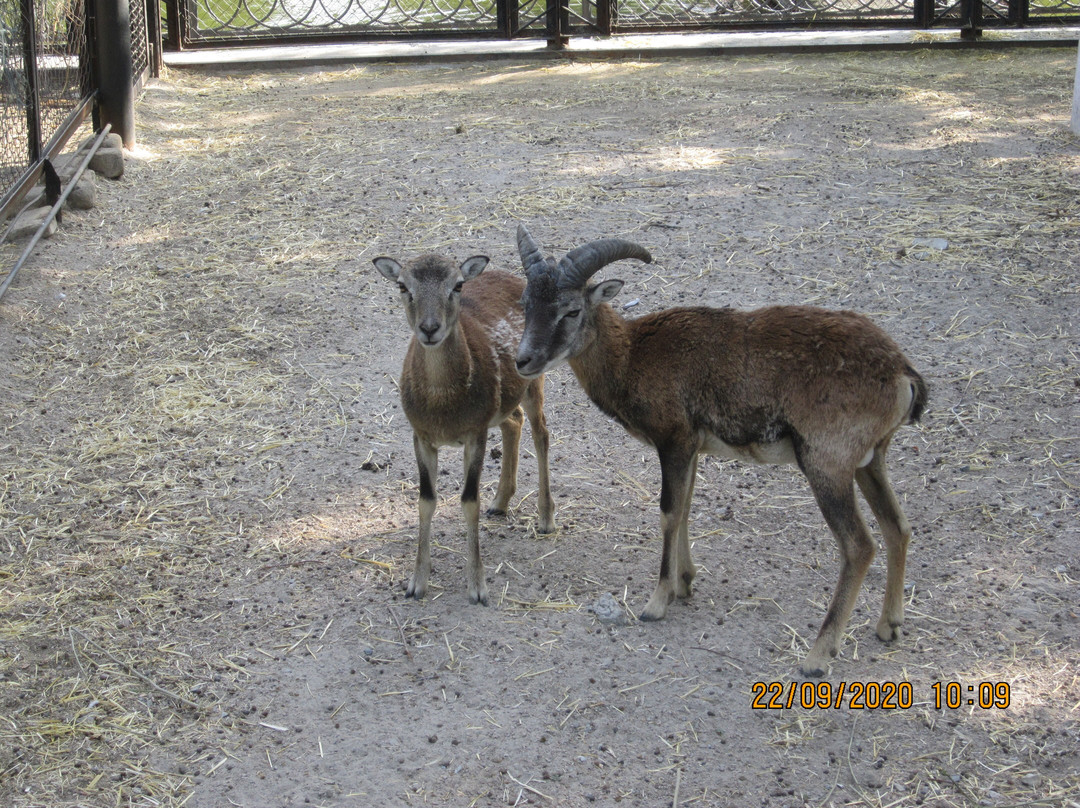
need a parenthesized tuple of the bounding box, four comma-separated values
(186, 0, 501, 40)
(611, 0, 914, 28)
(1029, 0, 1080, 18)
(36, 0, 90, 144)
(131, 0, 150, 76)
(0, 0, 91, 201)
(0, 10, 31, 194)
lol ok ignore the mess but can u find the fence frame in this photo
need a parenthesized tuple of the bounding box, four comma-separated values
(163, 0, 1080, 50)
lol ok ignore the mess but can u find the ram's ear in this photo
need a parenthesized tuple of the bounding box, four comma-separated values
(460, 256, 489, 281)
(587, 279, 623, 305)
(373, 257, 402, 282)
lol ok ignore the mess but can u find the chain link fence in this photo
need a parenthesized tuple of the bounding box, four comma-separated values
(0, 0, 151, 216)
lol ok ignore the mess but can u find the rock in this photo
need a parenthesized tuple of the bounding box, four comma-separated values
(65, 175, 96, 209)
(908, 237, 950, 260)
(53, 133, 126, 181)
(26, 174, 96, 211)
(53, 152, 84, 183)
(90, 146, 124, 179)
(589, 592, 626, 625)
(7, 206, 58, 239)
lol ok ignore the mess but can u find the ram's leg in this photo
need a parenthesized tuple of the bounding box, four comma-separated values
(855, 446, 912, 643)
(406, 434, 438, 600)
(523, 379, 556, 534)
(462, 434, 489, 606)
(640, 446, 694, 621)
(489, 407, 523, 517)
(801, 470, 875, 678)
(675, 454, 699, 598)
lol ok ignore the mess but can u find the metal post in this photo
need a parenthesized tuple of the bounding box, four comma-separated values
(163, 0, 184, 50)
(20, 0, 43, 164)
(94, 0, 136, 147)
(546, 0, 568, 49)
(146, 0, 163, 75)
(597, 0, 613, 36)
(497, 0, 518, 38)
(913, 0, 935, 28)
(960, 0, 983, 40)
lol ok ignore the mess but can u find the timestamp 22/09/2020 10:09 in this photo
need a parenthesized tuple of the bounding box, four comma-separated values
(750, 681, 1012, 711)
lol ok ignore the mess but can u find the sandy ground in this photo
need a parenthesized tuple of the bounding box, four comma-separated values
(1, 47, 1078, 808)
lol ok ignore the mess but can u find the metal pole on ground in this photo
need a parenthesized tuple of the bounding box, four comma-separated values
(1072, 43, 1080, 137)
(94, 0, 136, 148)
(0, 126, 113, 303)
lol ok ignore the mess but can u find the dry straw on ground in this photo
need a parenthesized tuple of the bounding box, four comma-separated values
(1, 47, 1078, 807)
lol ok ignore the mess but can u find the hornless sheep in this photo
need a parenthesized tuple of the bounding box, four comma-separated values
(375, 252, 556, 605)
(513, 225, 926, 676)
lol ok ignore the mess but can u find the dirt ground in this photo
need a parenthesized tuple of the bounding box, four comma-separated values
(1, 45, 1078, 808)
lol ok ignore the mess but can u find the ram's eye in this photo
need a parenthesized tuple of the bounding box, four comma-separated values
(452, 282, 464, 295)
(564, 309, 582, 319)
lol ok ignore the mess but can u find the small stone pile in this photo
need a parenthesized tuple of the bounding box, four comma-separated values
(6, 131, 125, 240)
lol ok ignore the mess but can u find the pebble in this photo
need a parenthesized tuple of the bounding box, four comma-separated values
(589, 592, 626, 625)
(912, 237, 949, 251)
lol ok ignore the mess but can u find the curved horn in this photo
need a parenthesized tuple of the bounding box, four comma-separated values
(558, 238, 652, 289)
(516, 224, 549, 278)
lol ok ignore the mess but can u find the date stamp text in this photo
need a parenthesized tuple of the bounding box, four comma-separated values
(750, 681, 1011, 710)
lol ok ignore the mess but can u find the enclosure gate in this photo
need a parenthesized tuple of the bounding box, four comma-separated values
(167, 0, 1080, 49)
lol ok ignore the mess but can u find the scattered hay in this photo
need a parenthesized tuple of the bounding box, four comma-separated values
(2, 47, 1079, 807)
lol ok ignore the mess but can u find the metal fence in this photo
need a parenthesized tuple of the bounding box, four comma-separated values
(4, 0, 1077, 211)
(166, 0, 1080, 47)
(0, 0, 152, 218)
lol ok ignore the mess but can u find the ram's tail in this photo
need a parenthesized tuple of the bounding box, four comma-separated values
(905, 366, 928, 425)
